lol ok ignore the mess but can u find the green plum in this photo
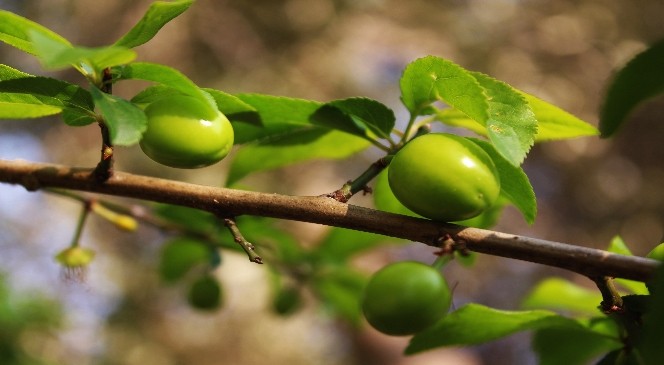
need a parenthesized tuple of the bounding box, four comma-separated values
(361, 261, 451, 336)
(388, 133, 500, 222)
(140, 95, 234, 168)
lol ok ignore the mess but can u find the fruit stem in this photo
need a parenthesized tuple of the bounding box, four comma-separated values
(592, 276, 624, 313)
(222, 217, 263, 264)
(70, 201, 92, 248)
(401, 113, 419, 144)
(325, 155, 393, 203)
(93, 68, 115, 183)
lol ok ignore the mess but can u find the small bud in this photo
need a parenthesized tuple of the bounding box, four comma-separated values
(91, 202, 138, 232)
(113, 214, 138, 232)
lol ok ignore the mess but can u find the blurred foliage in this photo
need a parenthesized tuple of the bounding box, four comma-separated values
(0, 274, 62, 365)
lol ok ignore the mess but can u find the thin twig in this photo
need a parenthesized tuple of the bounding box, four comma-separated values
(0, 159, 659, 281)
(325, 155, 392, 202)
(222, 217, 263, 264)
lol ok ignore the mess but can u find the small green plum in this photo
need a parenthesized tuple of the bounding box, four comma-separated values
(361, 261, 451, 336)
(388, 133, 500, 222)
(140, 95, 234, 168)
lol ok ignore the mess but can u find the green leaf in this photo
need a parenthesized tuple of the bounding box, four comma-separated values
(521, 278, 604, 315)
(225, 94, 374, 184)
(470, 72, 537, 166)
(115, 62, 217, 116)
(607, 235, 633, 256)
(406, 304, 583, 354)
(600, 38, 664, 137)
(0, 9, 71, 55)
(90, 86, 147, 146)
(30, 30, 136, 70)
(232, 93, 323, 144)
(311, 97, 396, 141)
(159, 238, 212, 283)
(400, 56, 488, 121)
(0, 95, 62, 119)
(400, 56, 537, 165)
(469, 138, 537, 224)
(0, 64, 31, 80)
(312, 267, 367, 326)
(522, 93, 598, 141)
(227, 128, 370, 185)
(114, 0, 194, 49)
(314, 228, 396, 263)
(638, 264, 664, 363)
(202, 88, 259, 124)
(0, 65, 95, 123)
(436, 93, 597, 144)
(533, 319, 622, 365)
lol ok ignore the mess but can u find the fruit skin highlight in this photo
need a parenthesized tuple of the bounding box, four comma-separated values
(361, 261, 451, 336)
(388, 133, 500, 222)
(139, 95, 234, 168)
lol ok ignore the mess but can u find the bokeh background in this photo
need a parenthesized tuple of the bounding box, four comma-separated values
(0, 0, 663, 364)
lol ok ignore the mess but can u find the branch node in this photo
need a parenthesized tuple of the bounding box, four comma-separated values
(592, 276, 624, 313)
(434, 233, 469, 257)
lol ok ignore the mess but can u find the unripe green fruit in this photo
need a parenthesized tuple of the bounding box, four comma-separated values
(139, 95, 234, 168)
(188, 275, 223, 310)
(388, 133, 500, 222)
(361, 261, 451, 336)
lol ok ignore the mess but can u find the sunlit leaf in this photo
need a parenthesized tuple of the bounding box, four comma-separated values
(0, 65, 94, 123)
(470, 72, 537, 165)
(521, 278, 603, 315)
(30, 30, 136, 70)
(0, 9, 71, 55)
(115, 62, 217, 116)
(522, 93, 598, 141)
(437, 94, 599, 143)
(114, 0, 194, 49)
(400, 56, 488, 121)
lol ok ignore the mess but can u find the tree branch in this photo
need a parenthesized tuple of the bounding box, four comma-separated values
(0, 158, 659, 282)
